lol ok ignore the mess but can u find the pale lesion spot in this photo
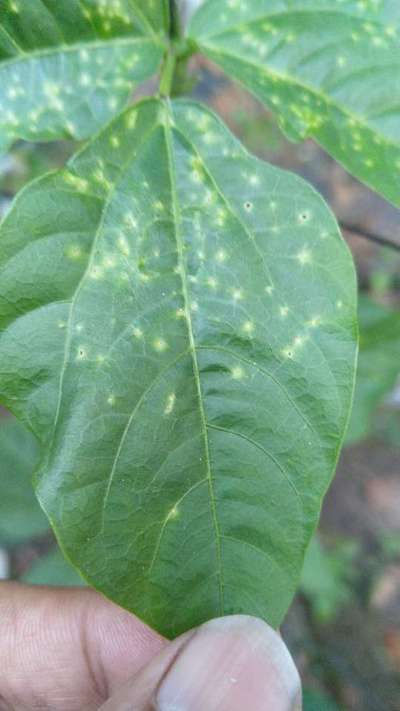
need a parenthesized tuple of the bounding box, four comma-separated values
(167, 505, 179, 521)
(242, 320, 255, 335)
(298, 210, 312, 224)
(132, 326, 143, 339)
(231, 287, 243, 301)
(110, 135, 120, 149)
(124, 212, 137, 229)
(306, 315, 321, 329)
(249, 174, 260, 186)
(66, 245, 82, 260)
(153, 337, 168, 352)
(63, 173, 89, 193)
(215, 249, 227, 263)
(90, 265, 104, 280)
(215, 207, 228, 227)
(126, 111, 137, 130)
(153, 200, 165, 213)
(102, 254, 117, 269)
(296, 247, 313, 265)
(164, 392, 176, 415)
(79, 72, 91, 87)
(265, 285, 274, 295)
(207, 276, 218, 289)
(282, 333, 308, 360)
(280, 306, 289, 317)
(117, 235, 130, 257)
(107, 394, 116, 407)
(231, 365, 245, 380)
(76, 346, 87, 361)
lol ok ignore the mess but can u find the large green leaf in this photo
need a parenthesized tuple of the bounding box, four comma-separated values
(346, 295, 400, 443)
(0, 0, 167, 148)
(0, 417, 48, 544)
(189, 0, 400, 208)
(0, 98, 357, 637)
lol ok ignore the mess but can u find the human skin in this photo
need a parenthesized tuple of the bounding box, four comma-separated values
(0, 582, 301, 710)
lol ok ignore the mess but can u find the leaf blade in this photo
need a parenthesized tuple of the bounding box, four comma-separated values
(0, 98, 357, 636)
(189, 0, 400, 207)
(0, 0, 166, 146)
(0, 418, 48, 544)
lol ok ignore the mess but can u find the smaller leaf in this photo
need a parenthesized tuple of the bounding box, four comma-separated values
(300, 536, 358, 622)
(189, 0, 400, 208)
(346, 295, 400, 444)
(0, 0, 166, 148)
(0, 417, 48, 544)
(22, 547, 83, 587)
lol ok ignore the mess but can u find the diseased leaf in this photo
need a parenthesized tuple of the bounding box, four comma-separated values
(0, 98, 357, 637)
(0, 0, 166, 147)
(189, 0, 400, 207)
(0, 417, 48, 544)
(346, 295, 400, 444)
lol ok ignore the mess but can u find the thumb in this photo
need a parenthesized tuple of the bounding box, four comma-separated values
(100, 615, 302, 710)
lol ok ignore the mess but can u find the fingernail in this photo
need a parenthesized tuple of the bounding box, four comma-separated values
(154, 615, 301, 711)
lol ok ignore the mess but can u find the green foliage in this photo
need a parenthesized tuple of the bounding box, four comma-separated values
(22, 547, 83, 586)
(300, 536, 359, 623)
(346, 295, 400, 443)
(0, 0, 167, 149)
(0, 418, 48, 544)
(189, 0, 400, 207)
(0, 96, 357, 636)
(303, 689, 342, 711)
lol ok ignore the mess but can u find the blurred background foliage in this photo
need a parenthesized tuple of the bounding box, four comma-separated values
(0, 51, 399, 711)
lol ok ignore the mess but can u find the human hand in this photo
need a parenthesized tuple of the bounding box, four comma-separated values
(0, 582, 301, 710)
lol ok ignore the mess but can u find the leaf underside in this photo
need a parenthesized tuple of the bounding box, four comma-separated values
(189, 0, 400, 208)
(0, 0, 166, 147)
(0, 98, 357, 637)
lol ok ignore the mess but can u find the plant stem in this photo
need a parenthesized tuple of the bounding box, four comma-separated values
(169, 0, 182, 40)
(159, 49, 177, 97)
(159, 1, 196, 98)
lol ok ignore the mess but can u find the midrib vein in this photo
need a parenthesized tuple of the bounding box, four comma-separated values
(163, 104, 224, 615)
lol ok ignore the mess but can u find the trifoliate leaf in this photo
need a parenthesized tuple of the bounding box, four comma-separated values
(189, 0, 400, 207)
(0, 98, 357, 637)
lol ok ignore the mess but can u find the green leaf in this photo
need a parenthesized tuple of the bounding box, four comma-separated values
(0, 417, 48, 544)
(300, 536, 358, 622)
(303, 689, 342, 711)
(346, 295, 400, 443)
(0, 98, 357, 637)
(22, 546, 83, 586)
(0, 0, 166, 148)
(189, 1, 400, 208)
